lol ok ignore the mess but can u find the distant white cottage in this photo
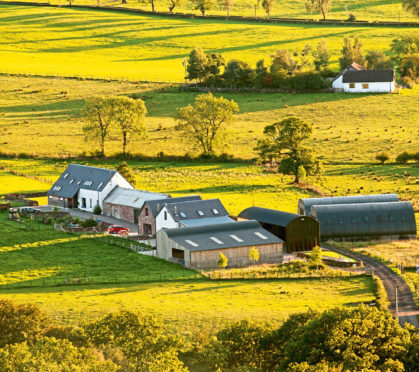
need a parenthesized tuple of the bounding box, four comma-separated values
(332, 62, 365, 90)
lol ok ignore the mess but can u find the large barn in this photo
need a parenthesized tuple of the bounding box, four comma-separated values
(156, 220, 284, 269)
(298, 194, 399, 216)
(238, 207, 320, 252)
(310, 201, 417, 241)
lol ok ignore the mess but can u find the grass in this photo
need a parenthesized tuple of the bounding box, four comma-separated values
(2, 0, 417, 21)
(0, 5, 416, 81)
(322, 250, 356, 262)
(0, 168, 51, 194)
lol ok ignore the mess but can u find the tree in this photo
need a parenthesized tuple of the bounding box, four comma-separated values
(222, 59, 255, 87)
(176, 93, 239, 156)
(255, 59, 268, 87)
(194, 0, 216, 16)
(339, 35, 366, 70)
(270, 49, 298, 78)
(248, 246, 260, 265)
(305, 0, 332, 20)
(187, 48, 208, 82)
(255, 117, 322, 183)
(205, 53, 225, 78)
(309, 245, 322, 266)
(0, 299, 50, 348)
(403, 0, 419, 17)
(313, 39, 330, 70)
(218, 252, 228, 268)
(83, 96, 116, 158)
(139, 0, 156, 12)
(261, 0, 274, 16)
(297, 165, 306, 182)
(391, 32, 419, 62)
(168, 0, 183, 12)
(375, 152, 389, 164)
(116, 161, 136, 186)
(112, 96, 147, 157)
(221, 0, 234, 16)
(365, 50, 393, 70)
(399, 53, 419, 80)
(84, 310, 186, 371)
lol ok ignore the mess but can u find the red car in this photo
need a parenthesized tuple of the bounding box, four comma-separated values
(108, 225, 130, 235)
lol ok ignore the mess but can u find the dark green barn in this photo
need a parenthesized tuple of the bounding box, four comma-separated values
(238, 207, 320, 253)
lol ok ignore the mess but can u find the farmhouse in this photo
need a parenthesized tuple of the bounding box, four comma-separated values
(310, 201, 417, 241)
(238, 207, 320, 252)
(332, 62, 365, 90)
(155, 198, 231, 232)
(156, 220, 284, 269)
(137, 195, 202, 237)
(342, 70, 395, 93)
(48, 164, 133, 211)
(103, 186, 170, 224)
(298, 194, 399, 216)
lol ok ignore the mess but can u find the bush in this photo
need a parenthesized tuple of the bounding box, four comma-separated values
(375, 152, 389, 164)
(401, 76, 415, 88)
(396, 151, 411, 164)
(280, 73, 330, 91)
(81, 218, 98, 228)
(93, 205, 102, 215)
(45, 217, 54, 225)
(348, 13, 356, 21)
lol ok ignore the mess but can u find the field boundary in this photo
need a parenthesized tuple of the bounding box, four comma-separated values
(1, 1, 418, 27)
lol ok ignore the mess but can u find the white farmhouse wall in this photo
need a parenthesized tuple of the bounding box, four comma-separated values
(343, 81, 394, 93)
(332, 75, 343, 89)
(155, 206, 178, 232)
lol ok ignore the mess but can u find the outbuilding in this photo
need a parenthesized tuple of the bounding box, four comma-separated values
(156, 220, 284, 269)
(310, 201, 417, 241)
(342, 70, 395, 93)
(238, 207, 320, 252)
(298, 194, 399, 216)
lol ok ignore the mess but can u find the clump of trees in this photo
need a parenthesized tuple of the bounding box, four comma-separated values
(391, 32, 419, 87)
(305, 0, 332, 20)
(116, 161, 136, 186)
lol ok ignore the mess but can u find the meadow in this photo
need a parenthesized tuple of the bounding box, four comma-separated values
(0, 5, 416, 81)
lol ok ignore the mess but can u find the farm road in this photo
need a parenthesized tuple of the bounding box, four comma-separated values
(325, 245, 418, 328)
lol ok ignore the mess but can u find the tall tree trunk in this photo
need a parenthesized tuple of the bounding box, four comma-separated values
(122, 132, 127, 157)
(321, 6, 326, 20)
(152, 0, 155, 12)
(169, 4, 175, 12)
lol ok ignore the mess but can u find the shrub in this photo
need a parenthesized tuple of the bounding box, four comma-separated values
(93, 205, 102, 215)
(348, 13, 356, 21)
(218, 252, 228, 268)
(81, 218, 98, 228)
(401, 76, 415, 88)
(375, 152, 389, 164)
(45, 217, 53, 225)
(396, 151, 411, 164)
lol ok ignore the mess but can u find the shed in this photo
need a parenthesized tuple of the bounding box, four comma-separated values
(156, 220, 284, 269)
(238, 207, 320, 252)
(298, 194, 399, 216)
(310, 202, 417, 241)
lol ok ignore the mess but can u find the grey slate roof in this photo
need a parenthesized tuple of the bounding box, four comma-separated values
(180, 216, 234, 227)
(342, 70, 394, 83)
(239, 207, 301, 227)
(145, 195, 202, 217)
(104, 186, 170, 209)
(48, 164, 118, 198)
(298, 194, 399, 216)
(164, 220, 284, 252)
(161, 198, 228, 222)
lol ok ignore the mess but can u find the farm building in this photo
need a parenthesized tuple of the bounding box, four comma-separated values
(48, 164, 133, 212)
(137, 195, 201, 237)
(332, 62, 365, 90)
(310, 201, 417, 241)
(342, 70, 395, 93)
(155, 198, 231, 232)
(238, 207, 320, 252)
(298, 194, 399, 216)
(156, 220, 284, 269)
(103, 186, 170, 224)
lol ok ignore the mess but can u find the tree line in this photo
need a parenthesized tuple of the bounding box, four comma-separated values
(0, 299, 417, 371)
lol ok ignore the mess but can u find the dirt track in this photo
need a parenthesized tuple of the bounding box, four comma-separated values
(324, 245, 418, 328)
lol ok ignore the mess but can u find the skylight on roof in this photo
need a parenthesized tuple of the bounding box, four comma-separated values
(98, 182, 103, 189)
(197, 210, 204, 216)
(254, 232, 268, 240)
(185, 239, 199, 247)
(52, 186, 61, 191)
(63, 173, 69, 179)
(69, 179, 74, 184)
(212, 208, 219, 215)
(230, 234, 243, 242)
(77, 180, 82, 185)
(179, 212, 187, 218)
(210, 237, 223, 244)
(84, 181, 93, 186)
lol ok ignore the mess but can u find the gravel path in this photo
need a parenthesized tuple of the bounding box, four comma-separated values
(324, 245, 418, 328)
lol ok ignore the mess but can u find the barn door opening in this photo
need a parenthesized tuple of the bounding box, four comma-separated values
(172, 248, 185, 260)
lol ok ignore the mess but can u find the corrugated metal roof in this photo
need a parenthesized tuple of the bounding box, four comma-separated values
(239, 207, 301, 227)
(161, 198, 228, 222)
(103, 186, 170, 209)
(145, 195, 202, 217)
(342, 70, 394, 83)
(310, 202, 417, 238)
(298, 194, 399, 215)
(164, 220, 284, 252)
(48, 164, 119, 198)
(180, 216, 234, 227)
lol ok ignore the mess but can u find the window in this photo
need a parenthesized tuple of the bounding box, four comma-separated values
(90, 199, 92, 208)
(349, 83, 355, 88)
(389, 215, 394, 222)
(143, 224, 152, 235)
(210, 237, 223, 244)
(185, 239, 198, 247)
(362, 83, 369, 89)
(401, 215, 406, 222)
(339, 217, 344, 224)
(327, 218, 332, 224)
(172, 248, 184, 260)
(363, 216, 369, 223)
(98, 182, 103, 189)
(254, 232, 268, 240)
(82, 198, 86, 208)
(179, 212, 187, 218)
(145, 208, 149, 216)
(230, 234, 243, 242)
(164, 211, 168, 221)
(376, 216, 382, 223)
(63, 173, 69, 179)
(69, 179, 74, 184)
(212, 208, 219, 215)
(197, 210, 204, 216)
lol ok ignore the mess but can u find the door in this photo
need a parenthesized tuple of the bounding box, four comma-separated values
(134, 208, 141, 224)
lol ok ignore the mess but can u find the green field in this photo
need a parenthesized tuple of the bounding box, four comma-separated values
(0, 5, 416, 81)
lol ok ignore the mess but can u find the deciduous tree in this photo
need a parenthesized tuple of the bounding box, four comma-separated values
(248, 246, 260, 265)
(313, 39, 330, 70)
(261, 0, 274, 16)
(270, 49, 298, 78)
(168, 0, 183, 12)
(187, 48, 208, 82)
(217, 252, 228, 268)
(339, 35, 366, 69)
(223, 59, 255, 87)
(403, 0, 419, 17)
(365, 50, 393, 69)
(139, 0, 156, 12)
(176, 93, 239, 156)
(221, 0, 234, 16)
(194, 0, 216, 16)
(116, 161, 136, 186)
(305, 0, 332, 20)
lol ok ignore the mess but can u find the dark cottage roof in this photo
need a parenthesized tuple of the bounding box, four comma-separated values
(161, 198, 228, 222)
(103, 186, 170, 209)
(239, 207, 301, 227)
(332, 62, 366, 82)
(48, 164, 117, 198)
(145, 195, 201, 217)
(342, 70, 394, 83)
(164, 220, 284, 252)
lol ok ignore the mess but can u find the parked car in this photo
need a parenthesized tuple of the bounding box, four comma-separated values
(108, 225, 130, 235)
(20, 207, 41, 213)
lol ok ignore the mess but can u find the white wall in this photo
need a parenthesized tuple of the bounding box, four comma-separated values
(332, 75, 343, 89)
(155, 206, 178, 232)
(78, 173, 134, 212)
(343, 81, 394, 93)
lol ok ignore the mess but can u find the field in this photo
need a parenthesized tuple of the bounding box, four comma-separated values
(3, 0, 417, 21)
(0, 5, 417, 81)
